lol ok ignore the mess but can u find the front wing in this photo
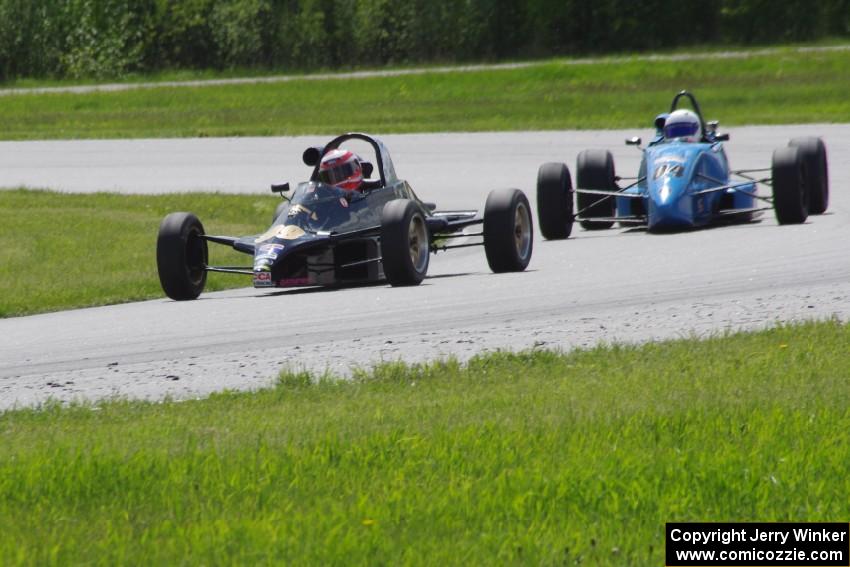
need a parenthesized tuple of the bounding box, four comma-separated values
(575, 171, 775, 226)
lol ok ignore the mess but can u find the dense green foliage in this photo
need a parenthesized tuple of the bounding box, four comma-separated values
(2, 48, 849, 140)
(0, 0, 848, 80)
(0, 189, 275, 317)
(1, 320, 848, 564)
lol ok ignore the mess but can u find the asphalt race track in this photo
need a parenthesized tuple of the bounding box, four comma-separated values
(1, 125, 848, 410)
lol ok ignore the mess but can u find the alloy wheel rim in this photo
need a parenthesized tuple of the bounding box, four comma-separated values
(514, 202, 531, 259)
(408, 214, 429, 273)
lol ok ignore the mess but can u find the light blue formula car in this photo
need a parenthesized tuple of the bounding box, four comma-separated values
(536, 91, 829, 238)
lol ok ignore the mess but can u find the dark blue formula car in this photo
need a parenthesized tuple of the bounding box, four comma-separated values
(536, 91, 829, 238)
(156, 133, 533, 300)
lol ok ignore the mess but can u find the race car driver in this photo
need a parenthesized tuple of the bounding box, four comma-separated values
(663, 109, 703, 142)
(318, 148, 363, 191)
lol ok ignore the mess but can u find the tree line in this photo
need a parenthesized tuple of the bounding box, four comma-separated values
(0, 0, 847, 80)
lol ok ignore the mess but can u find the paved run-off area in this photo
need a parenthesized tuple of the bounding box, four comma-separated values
(1, 125, 848, 409)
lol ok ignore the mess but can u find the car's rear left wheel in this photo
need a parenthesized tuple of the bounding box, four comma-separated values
(157, 212, 208, 300)
(484, 188, 533, 273)
(789, 137, 828, 215)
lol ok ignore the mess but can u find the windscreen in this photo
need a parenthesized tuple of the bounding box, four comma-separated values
(272, 182, 375, 234)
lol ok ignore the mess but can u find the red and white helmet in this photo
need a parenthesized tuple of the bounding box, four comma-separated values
(319, 148, 363, 191)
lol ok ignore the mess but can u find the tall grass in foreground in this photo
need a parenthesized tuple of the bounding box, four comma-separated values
(0, 48, 848, 139)
(0, 189, 275, 317)
(1, 320, 848, 565)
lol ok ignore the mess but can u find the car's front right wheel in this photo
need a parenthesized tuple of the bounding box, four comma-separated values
(156, 212, 208, 300)
(536, 162, 574, 240)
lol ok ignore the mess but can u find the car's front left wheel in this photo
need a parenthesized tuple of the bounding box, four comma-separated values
(771, 146, 808, 225)
(381, 199, 430, 286)
(157, 212, 208, 300)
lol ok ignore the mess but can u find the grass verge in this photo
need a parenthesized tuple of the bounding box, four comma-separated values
(0, 47, 848, 139)
(0, 189, 274, 317)
(1, 40, 846, 90)
(1, 320, 848, 565)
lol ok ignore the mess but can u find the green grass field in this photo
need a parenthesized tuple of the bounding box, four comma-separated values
(2, 40, 844, 90)
(0, 189, 276, 317)
(1, 320, 847, 565)
(1, 47, 848, 140)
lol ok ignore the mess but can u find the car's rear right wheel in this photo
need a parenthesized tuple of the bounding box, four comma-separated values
(576, 149, 617, 230)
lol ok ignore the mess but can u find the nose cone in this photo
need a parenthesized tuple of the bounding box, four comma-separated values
(648, 179, 692, 231)
(645, 143, 701, 231)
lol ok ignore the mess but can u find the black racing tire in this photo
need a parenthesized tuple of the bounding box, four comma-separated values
(789, 137, 828, 214)
(484, 188, 533, 273)
(380, 199, 430, 286)
(536, 162, 574, 240)
(272, 200, 288, 224)
(771, 146, 808, 225)
(576, 149, 616, 230)
(156, 212, 208, 300)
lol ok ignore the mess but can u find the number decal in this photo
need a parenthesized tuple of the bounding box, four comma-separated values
(653, 163, 685, 179)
